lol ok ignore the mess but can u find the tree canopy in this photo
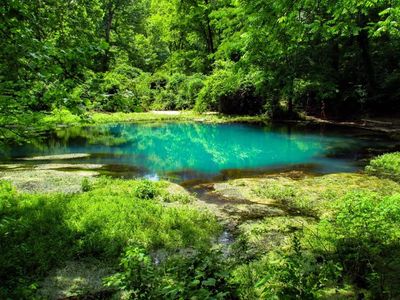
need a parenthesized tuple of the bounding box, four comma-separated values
(1, 0, 399, 119)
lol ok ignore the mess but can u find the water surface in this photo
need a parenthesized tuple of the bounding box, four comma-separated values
(1, 122, 394, 182)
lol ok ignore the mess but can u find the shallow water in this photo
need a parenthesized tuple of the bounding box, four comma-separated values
(1, 122, 395, 181)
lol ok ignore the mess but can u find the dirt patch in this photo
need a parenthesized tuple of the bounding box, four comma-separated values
(150, 111, 181, 115)
(0, 169, 98, 193)
(38, 259, 115, 300)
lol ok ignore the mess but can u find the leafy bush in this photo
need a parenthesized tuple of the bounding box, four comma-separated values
(81, 178, 92, 192)
(335, 192, 400, 296)
(257, 241, 340, 299)
(234, 191, 400, 299)
(0, 181, 17, 211)
(94, 67, 142, 112)
(293, 78, 338, 117)
(232, 236, 340, 300)
(151, 72, 205, 110)
(41, 108, 82, 125)
(67, 178, 220, 256)
(366, 152, 400, 182)
(105, 246, 156, 299)
(71, 64, 154, 113)
(0, 189, 74, 298)
(310, 191, 400, 298)
(106, 247, 236, 299)
(132, 179, 161, 200)
(195, 67, 241, 112)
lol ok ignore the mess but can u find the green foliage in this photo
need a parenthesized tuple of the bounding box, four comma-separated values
(42, 108, 82, 125)
(0, 189, 75, 298)
(195, 64, 265, 115)
(231, 163, 400, 298)
(256, 238, 341, 299)
(151, 72, 206, 110)
(0, 178, 220, 298)
(231, 236, 341, 299)
(81, 65, 152, 113)
(81, 178, 92, 192)
(105, 246, 156, 299)
(159, 250, 235, 299)
(312, 192, 400, 298)
(232, 190, 400, 299)
(366, 152, 400, 182)
(106, 247, 236, 299)
(132, 179, 161, 200)
(2, 0, 400, 122)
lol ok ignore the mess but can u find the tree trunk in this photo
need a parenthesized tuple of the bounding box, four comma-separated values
(357, 28, 376, 94)
(203, 0, 215, 54)
(101, 4, 114, 72)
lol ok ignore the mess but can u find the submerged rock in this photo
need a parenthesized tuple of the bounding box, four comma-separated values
(35, 163, 104, 170)
(19, 153, 91, 161)
(0, 164, 24, 170)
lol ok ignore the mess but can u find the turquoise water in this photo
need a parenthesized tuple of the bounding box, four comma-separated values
(2, 122, 389, 181)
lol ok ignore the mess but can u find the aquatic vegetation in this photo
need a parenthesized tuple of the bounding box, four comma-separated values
(225, 173, 400, 216)
(225, 171, 400, 299)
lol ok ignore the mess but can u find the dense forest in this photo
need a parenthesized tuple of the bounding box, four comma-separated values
(2, 0, 400, 121)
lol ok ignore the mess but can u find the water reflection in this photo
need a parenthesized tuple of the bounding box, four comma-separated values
(1, 122, 395, 181)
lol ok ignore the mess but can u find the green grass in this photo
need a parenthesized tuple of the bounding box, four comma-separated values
(38, 109, 269, 126)
(0, 178, 220, 298)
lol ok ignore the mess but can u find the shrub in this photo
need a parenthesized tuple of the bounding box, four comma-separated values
(106, 248, 236, 299)
(105, 246, 156, 299)
(132, 179, 160, 200)
(219, 85, 264, 115)
(42, 108, 82, 125)
(366, 152, 400, 182)
(82, 64, 153, 112)
(237, 236, 341, 300)
(81, 178, 92, 192)
(0, 189, 74, 298)
(150, 72, 205, 110)
(312, 192, 400, 298)
(238, 188, 400, 299)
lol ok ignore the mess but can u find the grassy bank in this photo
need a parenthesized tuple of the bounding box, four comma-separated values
(43, 109, 269, 126)
(1, 154, 400, 299)
(0, 178, 222, 298)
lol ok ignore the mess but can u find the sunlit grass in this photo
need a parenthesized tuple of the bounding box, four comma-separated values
(0, 178, 220, 298)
